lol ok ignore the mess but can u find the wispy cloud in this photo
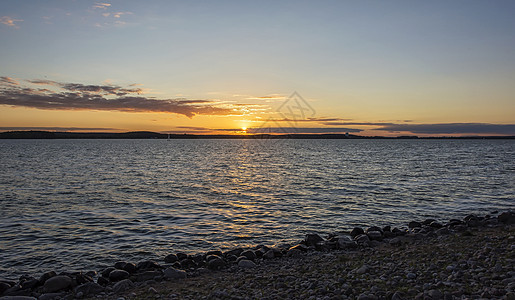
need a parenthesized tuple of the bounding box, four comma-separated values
(0, 127, 117, 132)
(0, 77, 19, 86)
(0, 78, 244, 118)
(27, 79, 143, 96)
(0, 16, 23, 28)
(92, 2, 111, 10)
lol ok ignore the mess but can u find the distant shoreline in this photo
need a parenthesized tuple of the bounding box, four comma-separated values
(0, 130, 514, 139)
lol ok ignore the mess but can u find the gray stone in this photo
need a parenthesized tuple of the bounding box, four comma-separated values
(304, 233, 324, 246)
(74, 282, 104, 297)
(357, 293, 378, 300)
(38, 293, 63, 300)
(391, 291, 406, 300)
(408, 221, 422, 229)
(338, 236, 358, 249)
(206, 257, 226, 270)
(0, 297, 37, 300)
(238, 259, 257, 269)
(367, 231, 383, 241)
(240, 250, 256, 261)
(287, 248, 302, 258)
(109, 269, 130, 282)
(163, 267, 187, 280)
(389, 237, 402, 246)
(43, 275, 72, 293)
(498, 211, 515, 224)
(428, 289, 443, 300)
(350, 227, 365, 238)
(356, 265, 370, 275)
(135, 270, 162, 282)
(354, 234, 370, 246)
(263, 249, 275, 259)
(435, 227, 450, 235)
(407, 272, 417, 280)
(112, 279, 133, 294)
(164, 254, 178, 263)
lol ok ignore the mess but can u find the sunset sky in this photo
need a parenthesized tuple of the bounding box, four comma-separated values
(1, 0, 514, 136)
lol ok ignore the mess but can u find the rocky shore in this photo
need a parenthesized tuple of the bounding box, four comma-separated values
(1, 211, 514, 300)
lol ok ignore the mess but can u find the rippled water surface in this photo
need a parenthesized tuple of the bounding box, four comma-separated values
(1, 139, 514, 278)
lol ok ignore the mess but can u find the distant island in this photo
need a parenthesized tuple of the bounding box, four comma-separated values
(0, 130, 513, 139)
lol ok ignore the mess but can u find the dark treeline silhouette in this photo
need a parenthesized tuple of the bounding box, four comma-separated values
(0, 131, 514, 139)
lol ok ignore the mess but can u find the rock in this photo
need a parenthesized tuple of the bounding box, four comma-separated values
(238, 259, 257, 269)
(136, 260, 161, 270)
(109, 269, 130, 282)
(135, 271, 162, 282)
(38, 271, 57, 284)
(123, 262, 136, 273)
(350, 227, 365, 238)
(179, 258, 196, 269)
(435, 227, 450, 235)
(356, 265, 370, 275)
(304, 233, 324, 246)
(428, 289, 443, 300)
(148, 287, 158, 294)
(20, 279, 38, 290)
(366, 226, 383, 233)
(498, 211, 515, 224)
(206, 250, 223, 257)
(354, 234, 370, 246)
(240, 250, 257, 261)
(164, 254, 178, 263)
(287, 248, 302, 258)
(163, 267, 187, 280)
(38, 293, 64, 300)
(367, 231, 383, 241)
(0, 282, 11, 294)
(263, 249, 275, 259)
(114, 261, 127, 269)
(75, 273, 94, 285)
(357, 293, 378, 300)
(112, 279, 133, 294)
(407, 272, 417, 280)
(391, 291, 406, 300)
(429, 221, 443, 228)
(338, 236, 358, 249)
(408, 221, 422, 229)
(43, 275, 72, 293)
(96, 277, 109, 286)
(101, 267, 115, 278)
(389, 237, 402, 246)
(74, 282, 104, 297)
(0, 297, 37, 300)
(176, 252, 188, 260)
(223, 248, 243, 257)
(206, 257, 226, 270)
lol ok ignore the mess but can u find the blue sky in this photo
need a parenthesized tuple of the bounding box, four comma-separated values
(1, 1, 514, 135)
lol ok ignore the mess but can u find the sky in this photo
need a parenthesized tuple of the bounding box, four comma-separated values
(1, 0, 514, 136)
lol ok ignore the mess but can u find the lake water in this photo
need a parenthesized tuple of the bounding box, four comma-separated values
(0, 139, 514, 279)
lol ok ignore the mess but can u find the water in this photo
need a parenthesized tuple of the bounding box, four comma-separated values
(0, 139, 514, 279)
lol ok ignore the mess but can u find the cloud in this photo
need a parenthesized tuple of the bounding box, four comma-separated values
(218, 127, 363, 134)
(0, 77, 19, 86)
(93, 2, 111, 9)
(0, 78, 242, 118)
(27, 79, 143, 96)
(374, 123, 515, 135)
(322, 121, 396, 126)
(0, 127, 117, 132)
(0, 16, 23, 28)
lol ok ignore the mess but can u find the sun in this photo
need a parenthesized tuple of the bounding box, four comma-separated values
(241, 127, 247, 131)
